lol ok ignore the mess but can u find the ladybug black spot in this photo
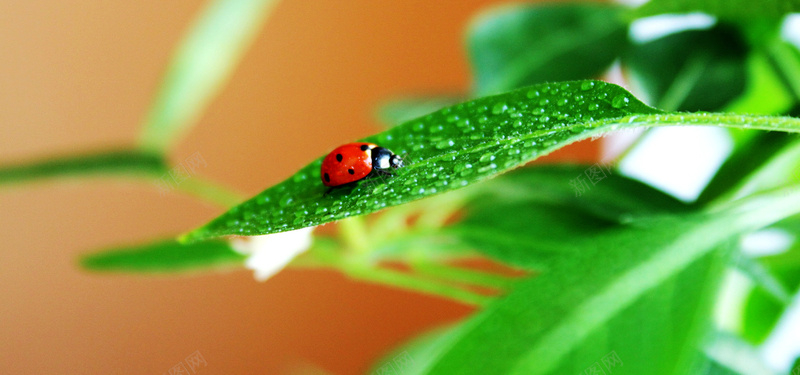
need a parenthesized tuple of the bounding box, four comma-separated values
(360, 144, 369, 151)
(324, 173, 331, 182)
(348, 168, 355, 175)
(336, 154, 343, 162)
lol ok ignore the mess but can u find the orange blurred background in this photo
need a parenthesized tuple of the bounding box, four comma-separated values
(0, 1, 596, 373)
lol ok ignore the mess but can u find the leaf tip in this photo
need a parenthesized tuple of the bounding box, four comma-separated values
(177, 230, 201, 245)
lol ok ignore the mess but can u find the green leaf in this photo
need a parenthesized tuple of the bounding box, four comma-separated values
(415, 188, 800, 375)
(467, 3, 629, 95)
(633, 0, 800, 21)
(724, 51, 794, 114)
(376, 96, 462, 128)
(740, 225, 800, 344)
(0, 149, 165, 186)
(138, 0, 282, 154)
(623, 25, 748, 111)
(452, 164, 689, 269)
(80, 239, 244, 273)
(180, 80, 800, 243)
(698, 331, 780, 375)
(695, 131, 796, 206)
(369, 325, 464, 375)
(740, 287, 785, 344)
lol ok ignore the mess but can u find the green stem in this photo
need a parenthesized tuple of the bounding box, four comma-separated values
(410, 260, 519, 291)
(338, 216, 370, 253)
(414, 191, 469, 229)
(767, 40, 800, 101)
(297, 246, 491, 306)
(657, 52, 711, 112)
(341, 263, 492, 306)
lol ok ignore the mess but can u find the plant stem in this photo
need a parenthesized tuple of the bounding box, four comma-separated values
(338, 216, 370, 254)
(657, 52, 711, 112)
(767, 40, 800, 101)
(341, 262, 492, 306)
(297, 246, 491, 306)
(410, 260, 519, 291)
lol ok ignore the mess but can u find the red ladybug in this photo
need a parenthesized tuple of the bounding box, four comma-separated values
(321, 142, 404, 188)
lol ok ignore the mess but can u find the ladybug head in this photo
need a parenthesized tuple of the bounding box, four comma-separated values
(389, 154, 404, 169)
(372, 147, 404, 171)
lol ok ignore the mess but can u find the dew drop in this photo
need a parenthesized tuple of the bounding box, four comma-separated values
(292, 172, 308, 183)
(570, 125, 586, 134)
(526, 90, 540, 98)
(581, 81, 595, 91)
(436, 139, 455, 149)
(492, 102, 508, 115)
(611, 95, 630, 109)
(588, 103, 600, 111)
(279, 196, 293, 207)
(478, 163, 497, 173)
(458, 163, 473, 173)
(479, 153, 495, 163)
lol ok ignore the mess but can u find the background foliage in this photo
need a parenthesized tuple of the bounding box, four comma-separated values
(4, 0, 800, 374)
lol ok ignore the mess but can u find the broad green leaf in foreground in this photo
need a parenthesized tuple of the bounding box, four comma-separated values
(0, 149, 165, 186)
(80, 239, 244, 273)
(467, 3, 629, 95)
(633, 0, 800, 21)
(181, 80, 800, 243)
(414, 187, 800, 375)
(138, 0, 282, 154)
(451, 164, 689, 269)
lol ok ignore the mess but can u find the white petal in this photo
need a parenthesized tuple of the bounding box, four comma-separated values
(231, 227, 315, 281)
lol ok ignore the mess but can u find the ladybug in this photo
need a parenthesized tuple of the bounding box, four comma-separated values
(321, 142, 404, 188)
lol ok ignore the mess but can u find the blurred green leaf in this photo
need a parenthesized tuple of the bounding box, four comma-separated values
(180, 80, 800, 243)
(138, 0, 282, 154)
(369, 325, 463, 375)
(623, 25, 748, 111)
(734, 252, 792, 305)
(376, 96, 463, 128)
(467, 3, 628, 95)
(81, 238, 244, 273)
(740, 224, 800, 344)
(633, 0, 800, 21)
(695, 132, 796, 206)
(740, 286, 785, 344)
(698, 331, 780, 375)
(725, 51, 794, 114)
(413, 187, 800, 375)
(452, 164, 689, 268)
(0, 149, 165, 186)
